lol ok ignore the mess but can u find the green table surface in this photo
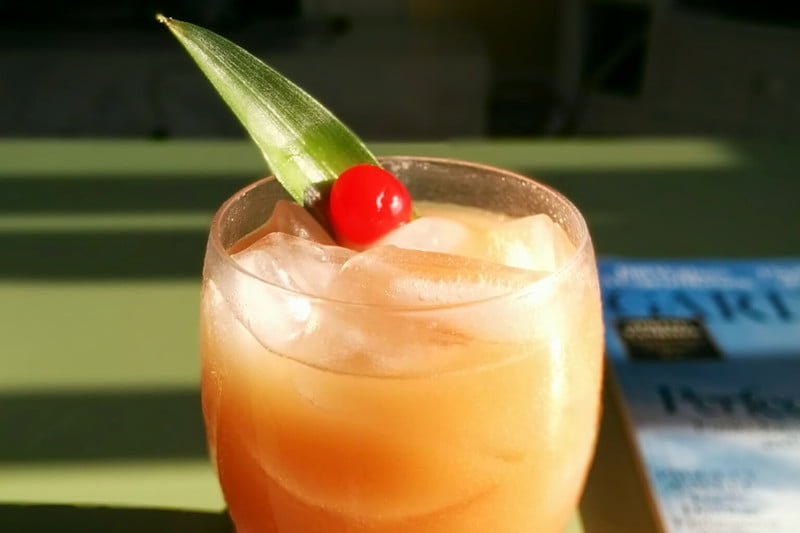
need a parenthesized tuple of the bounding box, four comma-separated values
(1, 138, 798, 532)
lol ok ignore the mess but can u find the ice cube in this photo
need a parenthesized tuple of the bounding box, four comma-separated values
(369, 216, 474, 255)
(233, 232, 355, 297)
(266, 200, 335, 244)
(552, 220, 577, 267)
(295, 246, 550, 374)
(232, 200, 335, 253)
(220, 233, 355, 354)
(330, 246, 540, 306)
(487, 214, 576, 272)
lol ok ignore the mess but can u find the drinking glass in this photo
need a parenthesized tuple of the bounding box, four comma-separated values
(200, 156, 603, 533)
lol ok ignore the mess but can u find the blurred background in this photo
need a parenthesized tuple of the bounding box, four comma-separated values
(2, 0, 799, 140)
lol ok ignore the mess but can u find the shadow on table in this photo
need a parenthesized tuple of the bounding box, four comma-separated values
(0, 173, 245, 280)
(0, 504, 233, 533)
(0, 389, 206, 462)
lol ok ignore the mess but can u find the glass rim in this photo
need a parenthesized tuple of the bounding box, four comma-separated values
(208, 155, 592, 311)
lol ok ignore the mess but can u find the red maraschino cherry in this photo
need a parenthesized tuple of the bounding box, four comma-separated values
(329, 164, 412, 245)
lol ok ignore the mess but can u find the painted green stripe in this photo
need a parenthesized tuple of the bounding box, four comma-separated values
(0, 138, 745, 178)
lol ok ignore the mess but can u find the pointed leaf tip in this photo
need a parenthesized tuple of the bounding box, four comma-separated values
(158, 18, 379, 211)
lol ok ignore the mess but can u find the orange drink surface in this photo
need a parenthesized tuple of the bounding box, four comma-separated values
(200, 157, 604, 533)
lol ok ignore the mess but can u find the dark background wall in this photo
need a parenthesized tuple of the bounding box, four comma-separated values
(1, 0, 799, 139)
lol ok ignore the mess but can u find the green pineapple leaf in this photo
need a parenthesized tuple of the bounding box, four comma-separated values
(157, 15, 379, 208)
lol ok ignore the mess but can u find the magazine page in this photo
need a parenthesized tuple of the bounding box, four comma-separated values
(599, 259, 800, 533)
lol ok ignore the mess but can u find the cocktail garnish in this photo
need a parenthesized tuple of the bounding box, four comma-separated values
(157, 14, 412, 241)
(329, 164, 412, 245)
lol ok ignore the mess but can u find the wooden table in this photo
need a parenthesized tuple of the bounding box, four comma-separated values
(1, 138, 797, 532)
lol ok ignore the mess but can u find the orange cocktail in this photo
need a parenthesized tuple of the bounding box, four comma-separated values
(200, 157, 603, 533)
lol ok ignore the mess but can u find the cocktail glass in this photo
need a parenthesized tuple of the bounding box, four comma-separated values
(200, 156, 603, 533)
